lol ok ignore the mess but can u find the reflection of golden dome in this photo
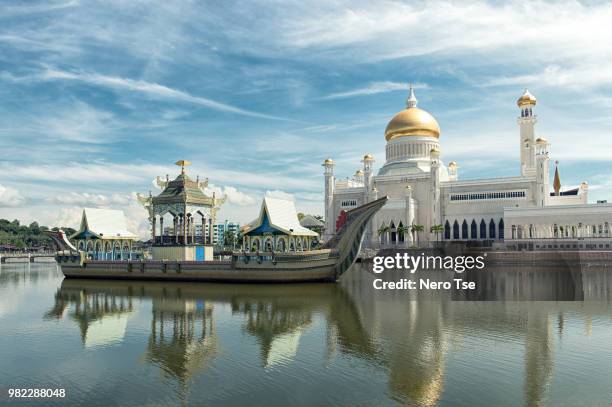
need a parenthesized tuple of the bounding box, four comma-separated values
(517, 89, 536, 107)
(385, 87, 440, 141)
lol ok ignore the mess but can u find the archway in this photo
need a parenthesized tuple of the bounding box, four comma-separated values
(480, 219, 487, 239)
(453, 220, 459, 240)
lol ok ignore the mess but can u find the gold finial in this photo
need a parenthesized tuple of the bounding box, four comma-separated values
(175, 160, 192, 174)
(553, 161, 561, 196)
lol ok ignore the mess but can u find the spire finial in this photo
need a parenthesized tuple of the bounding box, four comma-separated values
(406, 83, 418, 108)
(175, 160, 192, 175)
(553, 161, 561, 196)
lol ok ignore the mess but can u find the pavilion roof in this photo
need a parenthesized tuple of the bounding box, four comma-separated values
(243, 197, 318, 237)
(299, 214, 325, 228)
(152, 173, 213, 206)
(71, 208, 138, 240)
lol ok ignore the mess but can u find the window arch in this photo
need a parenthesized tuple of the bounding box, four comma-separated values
(462, 220, 468, 239)
(480, 219, 487, 239)
(499, 219, 505, 239)
(453, 220, 460, 240)
(444, 220, 451, 240)
(470, 220, 477, 239)
(489, 219, 496, 239)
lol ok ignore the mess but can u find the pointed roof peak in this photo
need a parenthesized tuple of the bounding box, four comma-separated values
(406, 83, 418, 108)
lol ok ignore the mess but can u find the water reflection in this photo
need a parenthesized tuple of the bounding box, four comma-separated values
(42, 264, 612, 406)
(147, 297, 218, 383)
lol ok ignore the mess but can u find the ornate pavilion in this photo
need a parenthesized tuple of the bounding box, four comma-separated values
(138, 160, 225, 261)
(70, 208, 138, 260)
(241, 196, 318, 252)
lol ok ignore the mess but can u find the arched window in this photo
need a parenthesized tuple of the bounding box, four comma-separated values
(453, 220, 460, 240)
(398, 222, 405, 243)
(265, 238, 273, 252)
(277, 239, 286, 252)
(462, 220, 468, 239)
(444, 221, 451, 240)
(480, 219, 487, 239)
(390, 221, 397, 244)
(471, 220, 477, 239)
(499, 219, 505, 239)
(489, 219, 496, 239)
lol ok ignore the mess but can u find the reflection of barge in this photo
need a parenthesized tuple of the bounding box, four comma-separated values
(48, 197, 387, 283)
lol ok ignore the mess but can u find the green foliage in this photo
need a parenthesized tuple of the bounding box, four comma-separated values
(0, 218, 76, 249)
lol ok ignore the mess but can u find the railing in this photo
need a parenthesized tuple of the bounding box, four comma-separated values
(154, 236, 208, 245)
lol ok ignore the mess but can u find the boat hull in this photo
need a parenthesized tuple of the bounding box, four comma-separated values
(57, 257, 338, 283)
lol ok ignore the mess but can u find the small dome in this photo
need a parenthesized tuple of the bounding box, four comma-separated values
(355, 169, 364, 176)
(517, 89, 536, 107)
(430, 147, 440, 154)
(363, 153, 374, 161)
(323, 158, 334, 166)
(385, 87, 440, 141)
(535, 137, 548, 144)
(448, 161, 457, 167)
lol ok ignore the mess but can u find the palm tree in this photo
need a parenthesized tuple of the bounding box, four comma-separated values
(411, 224, 424, 247)
(377, 225, 390, 245)
(396, 225, 409, 246)
(430, 224, 444, 246)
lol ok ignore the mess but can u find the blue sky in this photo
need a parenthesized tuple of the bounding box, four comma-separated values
(1, 0, 612, 236)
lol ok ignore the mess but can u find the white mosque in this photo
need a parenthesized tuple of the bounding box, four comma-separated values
(323, 87, 612, 251)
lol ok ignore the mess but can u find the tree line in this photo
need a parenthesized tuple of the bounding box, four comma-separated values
(0, 219, 76, 250)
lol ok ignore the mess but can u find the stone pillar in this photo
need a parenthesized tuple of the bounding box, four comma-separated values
(405, 185, 414, 246)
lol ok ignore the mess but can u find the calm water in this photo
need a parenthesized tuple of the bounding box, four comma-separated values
(1, 262, 612, 406)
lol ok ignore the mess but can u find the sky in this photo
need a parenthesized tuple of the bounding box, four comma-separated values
(1, 0, 612, 238)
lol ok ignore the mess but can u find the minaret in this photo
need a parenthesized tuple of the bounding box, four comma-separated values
(362, 154, 374, 201)
(535, 138, 550, 207)
(362, 153, 375, 246)
(430, 147, 441, 236)
(322, 158, 335, 238)
(517, 89, 537, 177)
(553, 161, 561, 196)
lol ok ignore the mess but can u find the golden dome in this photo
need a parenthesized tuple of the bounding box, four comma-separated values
(385, 87, 440, 141)
(535, 137, 548, 144)
(323, 158, 334, 166)
(430, 147, 440, 154)
(517, 89, 536, 107)
(448, 161, 457, 167)
(363, 153, 374, 161)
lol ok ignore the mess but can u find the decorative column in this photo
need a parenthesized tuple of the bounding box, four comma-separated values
(159, 217, 164, 244)
(405, 185, 414, 246)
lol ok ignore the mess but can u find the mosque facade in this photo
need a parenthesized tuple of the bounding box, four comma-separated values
(323, 88, 612, 250)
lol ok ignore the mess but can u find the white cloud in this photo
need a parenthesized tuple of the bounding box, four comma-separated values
(265, 190, 295, 201)
(321, 81, 427, 100)
(37, 101, 115, 143)
(48, 192, 132, 206)
(0, 184, 26, 207)
(12, 67, 292, 121)
(205, 184, 257, 206)
(484, 65, 612, 89)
